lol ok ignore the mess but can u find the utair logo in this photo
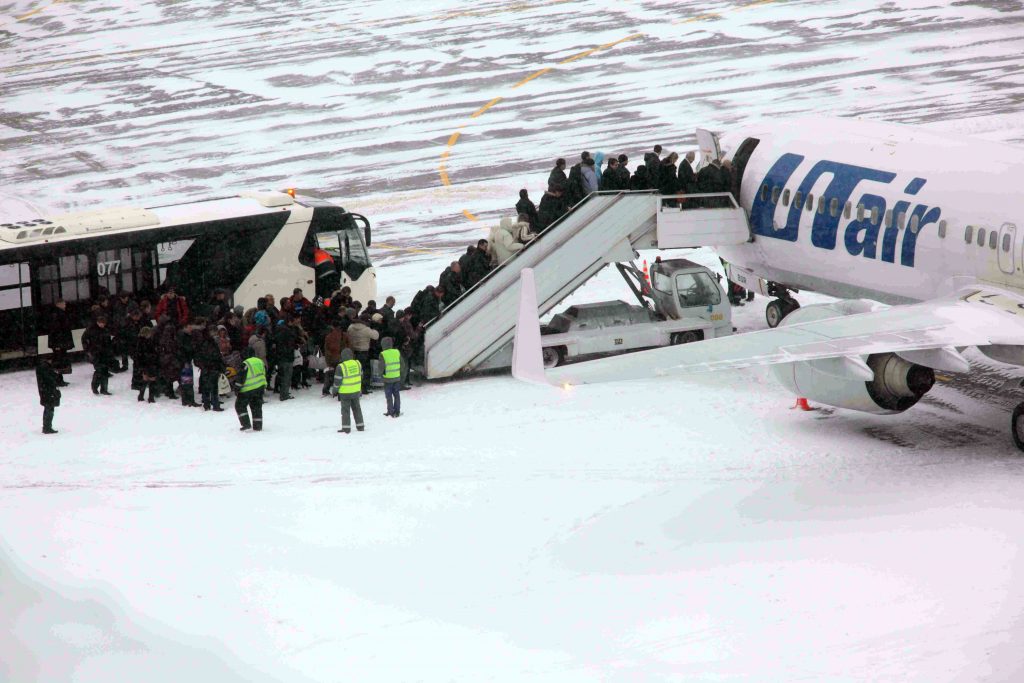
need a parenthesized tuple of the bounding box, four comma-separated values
(749, 153, 942, 268)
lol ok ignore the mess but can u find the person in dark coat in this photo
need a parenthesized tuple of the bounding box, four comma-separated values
(110, 291, 134, 372)
(209, 289, 231, 323)
(547, 158, 567, 192)
(599, 157, 623, 191)
(135, 326, 160, 402)
(438, 262, 465, 306)
(630, 165, 650, 191)
(658, 153, 680, 197)
(696, 158, 720, 208)
(380, 296, 397, 326)
(36, 355, 61, 434)
(196, 326, 226, 411)
(537, 185, 567, 231)
(176, 322, 201, 406)
(614, 154, 631, 189)
(122, 303, 149, 390)
(644, 145, 663, 189)
(271, 318, 297, 400)
(81, 316, 115, 395)
(47, 300, 73, 383)
(565, 151, 590, 207)
(463, 240, 493, 289)
(156, 317, 180, 398)
(412, 286, 443, 327)
(677, 151, 697, 197)
(515, 189, 539, 233)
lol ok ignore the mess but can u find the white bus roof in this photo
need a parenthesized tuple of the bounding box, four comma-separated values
(0, 190, 298, 248)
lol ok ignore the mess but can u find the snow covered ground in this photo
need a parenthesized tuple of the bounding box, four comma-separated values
(4, 0, 1024, 680)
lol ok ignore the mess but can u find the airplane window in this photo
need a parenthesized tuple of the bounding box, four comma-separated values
(870, 207, 879, 225)
(844, 201, 852, 219)
(965, 225, 973, 243)
(856, 204, 864, 221)
(772, 186, 780, 203)
(909, 215, 920, 233)
(782, 189, 790, 206)
(760, 184, 769, 202)
(938, 220, 947, 238)
(1003, 234, 1012, 252)
(794, 191, 803, 209)
(977, 228, 986, 247)
(897, 212, 906, 230)
(830, 198, 839, 218)
(805, 193, 814, 212)
(885, 209, 893, 228)
(990, 231, 998, 249)
(816, 196, 825, 215)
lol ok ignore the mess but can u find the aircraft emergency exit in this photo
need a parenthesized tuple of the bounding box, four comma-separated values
(514, 118, 1024, 450)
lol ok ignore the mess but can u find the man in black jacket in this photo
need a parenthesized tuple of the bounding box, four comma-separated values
(644, 145, 663, 189)
(438, 262, 465, 306)
(195, 326, 226, 411)
(272, 318, 297, 400)
(81, 316, 115, 395)
(463, 241, 492, 289)
(547, 158, 567, 192)
(47, 300, 73, 383)
(565, 151, 590, 207)
(36, 355, 61, 434)
(677, 151, 697, 196)
(515, 189, 539, 233)
(537, 185, 567, 230)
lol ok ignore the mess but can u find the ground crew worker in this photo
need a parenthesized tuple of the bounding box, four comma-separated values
(380, 337, 402, 418)
(35, 355, 61, 435)
(331, 348, 364, 433)
(234, 347, 267, 432)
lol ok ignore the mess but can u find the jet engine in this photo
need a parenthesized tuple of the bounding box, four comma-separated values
(769, 301, 937, 415)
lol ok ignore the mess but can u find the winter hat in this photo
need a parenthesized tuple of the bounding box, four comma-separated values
(381, 337, 394, 350)
(371, 313, 383, 323)
(233, 305, 244, 316)
(340, 348, 354, 361)
(254, 310, 269, 327)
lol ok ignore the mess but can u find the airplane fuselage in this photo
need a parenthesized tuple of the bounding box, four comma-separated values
(717, 119, 1024, 305)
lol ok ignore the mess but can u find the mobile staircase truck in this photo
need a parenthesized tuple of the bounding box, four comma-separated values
(422, 190, 752, 379)
(537, 258, 733, 369)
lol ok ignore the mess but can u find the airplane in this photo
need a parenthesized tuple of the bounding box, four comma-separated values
(512, 117, 1024, 451)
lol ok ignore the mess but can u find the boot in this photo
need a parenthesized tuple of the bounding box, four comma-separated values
(99, 376, 112, 395)
(91, 376, 100, 395)
(238, 413, 252, 431)
(42, 427, 58, 434)
(138, 391, 145, 402)
(338, 428, 350, 434)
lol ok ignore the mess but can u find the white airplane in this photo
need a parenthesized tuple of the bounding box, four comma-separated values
(513, 118, 1024, 450)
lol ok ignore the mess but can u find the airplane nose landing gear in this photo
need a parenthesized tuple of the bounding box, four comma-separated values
(766, 297, 800, 328)
(1011, 402, 1024, 452)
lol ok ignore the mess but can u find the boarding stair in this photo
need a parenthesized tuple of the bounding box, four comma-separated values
(422, 191, 751, 379)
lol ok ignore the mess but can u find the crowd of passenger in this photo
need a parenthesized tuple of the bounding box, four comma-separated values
(45, 283, 418, 416)
(394, 144, 742, 332)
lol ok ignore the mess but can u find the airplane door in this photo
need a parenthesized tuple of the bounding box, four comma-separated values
(999, 222, 1016, 274)
(696, 128, 721, 169)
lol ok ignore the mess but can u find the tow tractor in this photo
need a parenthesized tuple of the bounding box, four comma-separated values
(539, 258, 733, 368)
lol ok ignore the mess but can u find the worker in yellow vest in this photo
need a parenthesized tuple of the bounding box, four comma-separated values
(330, 348, 365, 433)
(380, 337, 403, 418)
(234, 346, 267, 431)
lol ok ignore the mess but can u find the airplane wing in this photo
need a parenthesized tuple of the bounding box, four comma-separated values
(516, 284, 1024, 386)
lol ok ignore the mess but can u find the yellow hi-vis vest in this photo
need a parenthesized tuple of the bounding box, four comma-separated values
(240, 357, 267, 392)
(338, 359, 362, 395)
(381, 348, 401, 380)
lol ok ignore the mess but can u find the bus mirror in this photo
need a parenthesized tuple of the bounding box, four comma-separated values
(364, 225, 371, 247)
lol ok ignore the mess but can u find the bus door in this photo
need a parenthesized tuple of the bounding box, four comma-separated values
(0, 262, 34, 359)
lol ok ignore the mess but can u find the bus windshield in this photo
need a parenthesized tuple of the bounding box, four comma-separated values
(315, 216, 370, 281)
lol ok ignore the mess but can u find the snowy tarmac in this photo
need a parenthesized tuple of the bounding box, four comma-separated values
(4, 0, 1024, 680)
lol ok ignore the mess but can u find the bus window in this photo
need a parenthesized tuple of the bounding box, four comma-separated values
(0, 263, 32, 354)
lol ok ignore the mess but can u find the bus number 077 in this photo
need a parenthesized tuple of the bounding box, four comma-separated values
(97, 260, 121, 276)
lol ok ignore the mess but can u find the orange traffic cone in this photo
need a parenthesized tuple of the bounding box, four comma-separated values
(642, 259, 650, 284)
(792, 397, 815, 411)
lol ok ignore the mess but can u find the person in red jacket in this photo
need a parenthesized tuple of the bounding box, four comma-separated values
(155, 286, 189, 326)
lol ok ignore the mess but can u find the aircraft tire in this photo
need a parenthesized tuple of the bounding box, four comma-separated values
(1012, 402, 1024, 452)
(766, 300, 785, 328)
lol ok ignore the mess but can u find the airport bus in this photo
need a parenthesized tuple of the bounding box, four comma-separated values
(0, 190, 376, 361)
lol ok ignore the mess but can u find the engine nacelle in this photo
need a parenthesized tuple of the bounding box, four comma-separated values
(770, 301, 936, 415)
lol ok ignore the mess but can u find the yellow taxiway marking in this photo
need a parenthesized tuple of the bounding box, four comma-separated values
(440, 0, 780, 222)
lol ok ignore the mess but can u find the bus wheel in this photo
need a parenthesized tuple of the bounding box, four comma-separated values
(542, 346, 565, 369)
